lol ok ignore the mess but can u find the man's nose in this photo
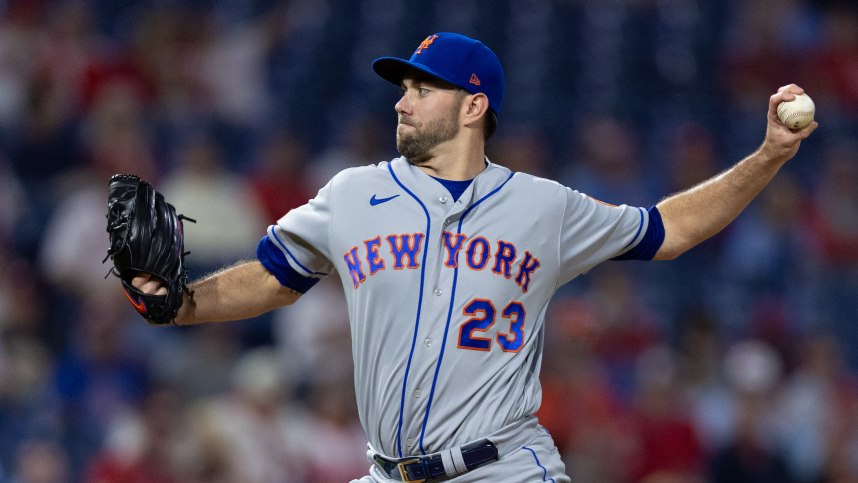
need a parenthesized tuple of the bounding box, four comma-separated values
(395, 94, 410, 115)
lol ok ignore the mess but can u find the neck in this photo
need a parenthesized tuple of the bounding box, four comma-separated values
(411, 136, 486, 180)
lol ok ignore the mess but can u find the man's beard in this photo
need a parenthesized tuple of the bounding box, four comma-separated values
(396, 108, 460, 163)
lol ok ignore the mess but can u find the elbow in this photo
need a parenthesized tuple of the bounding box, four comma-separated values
(654, 248, 683, 261)
(651, 214, 699, 260)
(652, 238, 692, 261)
(653, 247, 679, 261)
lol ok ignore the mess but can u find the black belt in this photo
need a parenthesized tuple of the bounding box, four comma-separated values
(373, 439, 499, 482)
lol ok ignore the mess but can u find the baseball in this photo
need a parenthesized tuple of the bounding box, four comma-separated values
(777, 92, 815, 130)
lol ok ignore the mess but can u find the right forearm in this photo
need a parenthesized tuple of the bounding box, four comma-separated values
(176, 260, 300, 325)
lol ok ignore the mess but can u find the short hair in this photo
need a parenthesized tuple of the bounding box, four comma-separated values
(484, 109, 498, 141)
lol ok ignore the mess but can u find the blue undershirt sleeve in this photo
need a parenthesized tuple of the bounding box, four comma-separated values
(612, 206, 665, 261)
(256, 235, 321, 293)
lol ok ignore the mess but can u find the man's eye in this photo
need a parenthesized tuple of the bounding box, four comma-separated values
(419, 87, 430, 95)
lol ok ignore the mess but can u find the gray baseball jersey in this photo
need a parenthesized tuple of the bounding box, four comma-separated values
(257, 156, 660, 479)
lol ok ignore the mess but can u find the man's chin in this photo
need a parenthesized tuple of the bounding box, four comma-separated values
(398, 146, 427, 163)
(397, 139, 427, 162)
(403, 154, 431, 166)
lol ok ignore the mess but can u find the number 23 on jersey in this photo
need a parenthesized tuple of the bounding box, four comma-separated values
(457, 298, 525, 352)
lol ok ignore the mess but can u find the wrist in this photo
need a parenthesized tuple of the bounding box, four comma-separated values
(754, 141, 792, 169)
(173, 292, 195, 325)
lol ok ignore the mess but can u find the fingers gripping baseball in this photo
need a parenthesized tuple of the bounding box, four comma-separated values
(762, 84, 818, 161)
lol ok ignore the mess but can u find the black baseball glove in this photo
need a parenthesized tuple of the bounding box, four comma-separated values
(104, 174, 194, 325)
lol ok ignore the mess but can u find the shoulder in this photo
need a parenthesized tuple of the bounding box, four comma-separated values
(506, 171, 616, 216)
(479, 159, 566, 196)
(328, 160, 396, 187)
(508, 171, 572, 199)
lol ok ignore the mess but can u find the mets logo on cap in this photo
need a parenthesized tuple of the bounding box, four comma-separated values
(371, 32, 506, 115)
(415, 34, 438, 55)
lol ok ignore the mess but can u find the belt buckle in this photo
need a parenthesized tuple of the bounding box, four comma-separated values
(397, 458, 426, 483)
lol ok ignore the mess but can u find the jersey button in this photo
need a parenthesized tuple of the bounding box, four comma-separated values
(423, 337, 432, 347)
(433, 288, 442, 296)
(414, 389, 422, 398)
(439, 195, 449, 204)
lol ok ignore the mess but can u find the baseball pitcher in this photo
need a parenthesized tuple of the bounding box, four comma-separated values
(106, 32, 816, 482)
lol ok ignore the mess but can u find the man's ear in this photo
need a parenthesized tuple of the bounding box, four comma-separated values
(463, 93, 490, 126)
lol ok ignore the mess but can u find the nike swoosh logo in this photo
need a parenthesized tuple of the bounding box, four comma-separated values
(370, 194, 400, 206)
(123, 288, 147, 314)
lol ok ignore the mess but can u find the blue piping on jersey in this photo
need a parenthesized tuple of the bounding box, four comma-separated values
(621, 207, 645, 251)
(612, 206, 664, 261)
(268, 226, 329, 276)
(418, 172, 515, 453)
(387, 163, 433, 458)
(522, 446, 557, 483)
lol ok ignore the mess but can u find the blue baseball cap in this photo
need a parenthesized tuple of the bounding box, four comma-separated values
(372, 32, 505, 116)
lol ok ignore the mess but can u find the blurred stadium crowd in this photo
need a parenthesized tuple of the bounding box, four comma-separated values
(0, 0, 857, 481)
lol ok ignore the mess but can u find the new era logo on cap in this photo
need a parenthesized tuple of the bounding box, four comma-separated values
(372, 32, 505, 116)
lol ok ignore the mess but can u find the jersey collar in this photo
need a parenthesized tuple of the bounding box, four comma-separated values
(389, 156, 512, 205)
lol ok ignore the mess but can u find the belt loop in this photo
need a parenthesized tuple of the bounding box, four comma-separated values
(438, 445, 469, 478)
(451, 446, 467, 474)
(439, 448, 458, 478)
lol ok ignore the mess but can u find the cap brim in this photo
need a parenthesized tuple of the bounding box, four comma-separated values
(372, 57, 460, 89)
